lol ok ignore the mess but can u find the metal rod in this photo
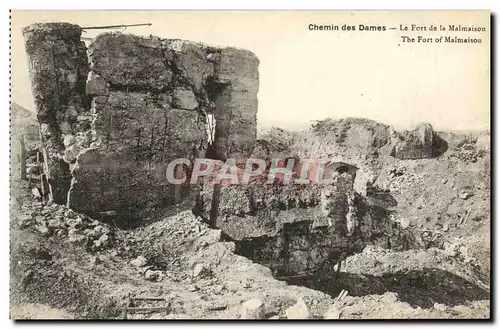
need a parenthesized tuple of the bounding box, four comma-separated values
(81, 23, 152, 30)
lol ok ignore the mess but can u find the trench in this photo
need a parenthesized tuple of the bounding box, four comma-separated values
(230, 209, 488, 308)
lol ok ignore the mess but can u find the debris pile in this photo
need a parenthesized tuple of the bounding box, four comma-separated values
(449, 135, 488, 163)
(17, 203, 116, 252)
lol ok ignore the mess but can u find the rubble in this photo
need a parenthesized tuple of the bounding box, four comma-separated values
(459, 190, 474, 200)
(15, 202, 116, 253)
(144, 270, 165, 282)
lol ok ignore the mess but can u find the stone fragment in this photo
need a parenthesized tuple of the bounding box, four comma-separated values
(144, 269, 165, 281)
(36, 225, 50, 236)
(434, 303, 448, 312)
(63, 134, 76, 147)
(201, 229, 222, 244)
(94, 225, 110, 235)
(382, 292, 398, 303)
(85, 72, 108, 95)
(399, 217, 410, 229)
(459, 191, 474, 200)
(18, 215, 33, 228)
(56, 229, 67, 238)
(173, 88, 199, 110)
(240, 298, 265, 319)
(60, 121, 72, 134)
(31, 187, 41, 199)
(285, 298, 311, 319)
(47, 218, 63, 229)
(66, 106, 79, 121)
(192, 263, 206, 277)
(130, 256, 147, 267)
(93, 233, 109, 249)
(66, 217, 83, 228)
(323, 305, 341, 319)
(68, 231, 87, 245)
(63, 144, 81, 163)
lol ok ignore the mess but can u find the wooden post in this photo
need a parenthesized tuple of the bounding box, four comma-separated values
(37, 152, 45, 201)
(19, 136, 27, 180)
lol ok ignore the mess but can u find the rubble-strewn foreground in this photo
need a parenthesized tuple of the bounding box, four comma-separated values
(10, 23, 490, 320)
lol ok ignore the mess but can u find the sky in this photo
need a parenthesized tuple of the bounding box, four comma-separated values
(11, 10, 490, 131)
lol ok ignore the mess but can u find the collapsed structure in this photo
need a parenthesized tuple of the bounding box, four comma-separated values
(23, 22, 442, 278)
(23, 23, 258, 223)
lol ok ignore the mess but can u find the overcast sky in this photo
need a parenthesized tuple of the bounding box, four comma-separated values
(11, 10, 490, 131)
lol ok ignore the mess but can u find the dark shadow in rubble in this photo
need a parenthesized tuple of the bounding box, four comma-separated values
(432, 133, 448, 158)
(283, 268, 488, 309)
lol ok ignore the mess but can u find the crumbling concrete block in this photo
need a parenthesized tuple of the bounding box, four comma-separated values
(22, 23, 90, 204)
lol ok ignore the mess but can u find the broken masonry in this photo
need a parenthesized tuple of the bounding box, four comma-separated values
(23, 23, 259, 222)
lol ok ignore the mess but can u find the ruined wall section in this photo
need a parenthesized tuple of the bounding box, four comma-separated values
(22, 23, 90, 204)
(23, 25, 259, 223)
(212, 48, 259, 160)
(199, 170, 421, 276)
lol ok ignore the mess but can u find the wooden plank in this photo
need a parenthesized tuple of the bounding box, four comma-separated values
(19, 136, 26, 180)
(126, 307, 168, 312)
(37, 152, 45, 201)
